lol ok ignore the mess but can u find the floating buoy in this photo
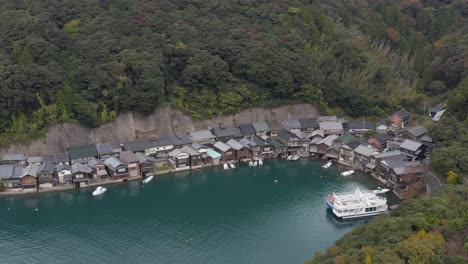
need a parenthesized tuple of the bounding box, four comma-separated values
(35, 208, 38, 212)
(274, 180, 278, 183)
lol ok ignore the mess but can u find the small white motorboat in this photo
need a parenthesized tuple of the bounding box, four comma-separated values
(92, 186, 107, 196)
(230, 163, 236, 169)
(223, 163, 229, 170)
(341, 170, 354, 177)
(258, 160, 263, 166)
(287, 155, 292, 160)
(373, 187, 390, 194)
(253, 161, 258, 166)
(143, 175, 154, 184)
(249, 161, 254, 167)
(292, 155, 300, 161)
(322, 161, 332, 169)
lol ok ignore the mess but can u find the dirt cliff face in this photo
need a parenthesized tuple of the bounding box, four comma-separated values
(0, 104, 317, 157)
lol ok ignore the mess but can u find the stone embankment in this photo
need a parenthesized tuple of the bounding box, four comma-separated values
(0, 104, 317, 158)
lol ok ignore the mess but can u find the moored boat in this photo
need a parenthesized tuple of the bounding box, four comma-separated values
(253, 161, 258, 166)
(258, 160, 263, 166)
(287, 155, 292, 160)
(322, 161, 332, 169)
(340, 170, 354, 177)
(223, 164, 229, 170)
(249, 161, 254, 167)
(326, 187, 387, 219)
(92, 186, 107, 196)
(373, 187, 390, 194)
(143, 175, 154, 184)
(230, 163, 236, 169)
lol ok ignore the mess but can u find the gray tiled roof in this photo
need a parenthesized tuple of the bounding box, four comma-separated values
(226, 139, 244, 150)
(251, 136, 268, 146)
(38, 162, 55, 175)
(319, 121, 343, 131)
(71, 162, 92, 174)
(399, 139, 423, 152)
(347, 141, 362, 150)
(180, 145, 199, 156)
(432, 110, 445, 122)
(21, 164, 40, 178)
(119, 151, 139, 164)
(56, 164, 71, 172)
(252, 121, 271, 132)
(406, 125, 427, 138)
(213, 141, 232, 153)
(239, 124, 256, 136)
(382, 156, 406, 175)
(372, 150, 401, 159)
(283, 120, 301, 130)
(27, 156, 43, 164)
(2, 154, 26, 162)
(372, 133, 392, 142)
(135, 152, 154, 163)
(347, 122, 374, 130)
(298, 118, 319, 129)
(41, 153, 70, 164)
(211, 126, 243, 138)
(354, 145, 378, 157)
(318, 135, 339, 147)
(88, 158, 104, 168)
(189, 130, 216, 141)
(317, 116, 337, 122)
(104, 157, 125, 170)
(239, 138, 256, 148)
(191, 143, 204, 150)
(96, 143, 114, 155)
(123, 135, 192, 152)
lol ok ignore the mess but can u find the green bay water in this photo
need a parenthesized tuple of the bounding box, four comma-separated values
(0, 160, 397, 264)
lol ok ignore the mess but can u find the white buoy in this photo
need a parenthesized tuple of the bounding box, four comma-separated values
(35, 208, 38, 212)
(274, 180, 278, 183)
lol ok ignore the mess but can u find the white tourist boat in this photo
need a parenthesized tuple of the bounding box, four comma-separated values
(322, 161, 332, 169)
(230, 163, 236, 169)
(92, 186, 107, 196)
(373, 187, 390, 195)
(143, 175, 154, 184)
(258, 160, 263, 166)
(340, 170, 354, 177)
(326, 188, 388, 219)
(223, 163, 229, 170)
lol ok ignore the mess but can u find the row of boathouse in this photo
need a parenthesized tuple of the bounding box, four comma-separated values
(0, 108, 439, 197)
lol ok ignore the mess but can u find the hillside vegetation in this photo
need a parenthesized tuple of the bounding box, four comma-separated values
(0, 0, 467, 177)
(307, 185, 468, 263)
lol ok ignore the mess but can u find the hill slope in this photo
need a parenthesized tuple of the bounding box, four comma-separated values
(0, 0, 466, 146)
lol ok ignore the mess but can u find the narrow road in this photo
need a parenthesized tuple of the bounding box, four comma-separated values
(425, 170, 442, 194)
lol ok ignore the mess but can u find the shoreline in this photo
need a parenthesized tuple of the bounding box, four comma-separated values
(0, 159, 397, 197)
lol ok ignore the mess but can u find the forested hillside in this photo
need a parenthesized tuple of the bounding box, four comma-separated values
(0, 0, 466, 157)
(307, 185, 468, 263)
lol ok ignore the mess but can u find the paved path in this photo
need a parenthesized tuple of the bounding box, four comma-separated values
(425, 170, 442, 194)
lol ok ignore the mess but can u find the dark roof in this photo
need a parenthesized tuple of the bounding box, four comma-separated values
(96, 143, 114, 156)
(122, 135, 192, 152)
(41, 153, 70, 164)
(406, 125, 427, 138)
(372, 133, 392, 143)
(67, 144, 98, 160)
(119, 151, 139, 164)
(251, 136, 268, 146)
(298, 118, 319, 129)
(347, 141, 362, 150)
(37, 162, 55, 175)
(71, 163, 92, 174)
(266, 138, 285, 148)
(277, 129, 299, 142)
(56, 164, 71, 171)
(347, 122, 374, 130)
(239, 124, 256, 136)
(394, 109, 411, 118)
(104, 156, 126, 170)
(211, 126, 243, 138)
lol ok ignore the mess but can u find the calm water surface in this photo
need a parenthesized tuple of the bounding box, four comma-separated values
(0, 160, 397, 264)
